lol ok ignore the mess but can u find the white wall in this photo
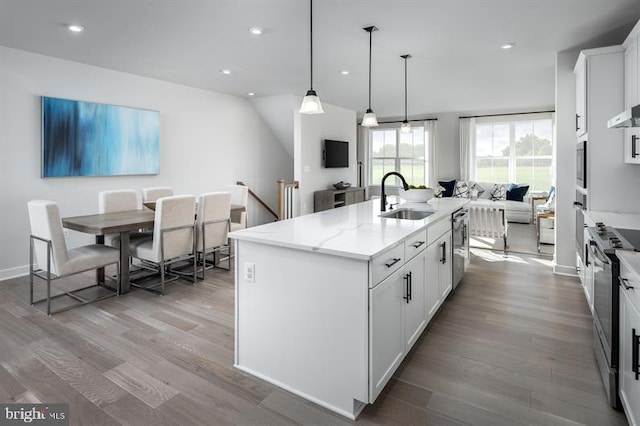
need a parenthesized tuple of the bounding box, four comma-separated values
(554, 49, 581, 275)
(294, 102, 357, 215)
(0, 46, 292, 280)
(251, 94, 296, 158)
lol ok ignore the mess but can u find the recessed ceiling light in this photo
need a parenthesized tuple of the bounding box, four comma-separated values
(221, 69, 231, 75)
(249, 27, 263, 35)
(247, 92, 255, 97)
(501, 43, 515, 50)
(340, 70, 350, 75)
(67, 24, 84, 33)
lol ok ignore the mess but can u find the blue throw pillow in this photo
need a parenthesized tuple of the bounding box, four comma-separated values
(438, 179, 456, 197)
(506, 183, 529, 202)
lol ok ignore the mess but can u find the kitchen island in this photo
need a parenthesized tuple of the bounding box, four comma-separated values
(229, 197, 468, 419)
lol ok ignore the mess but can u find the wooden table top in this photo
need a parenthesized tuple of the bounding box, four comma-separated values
(62, 210, 155, 235)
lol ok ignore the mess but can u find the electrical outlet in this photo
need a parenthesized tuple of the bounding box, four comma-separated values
(244, 262, 255, 283)
(63, 229, 70, 239)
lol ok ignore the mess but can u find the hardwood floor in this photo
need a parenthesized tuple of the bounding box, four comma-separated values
(0, 251, 628, 425)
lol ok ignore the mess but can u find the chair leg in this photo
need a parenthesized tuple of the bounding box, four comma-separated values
(160, 260, 165, 295)
(192, 254, 196, 284)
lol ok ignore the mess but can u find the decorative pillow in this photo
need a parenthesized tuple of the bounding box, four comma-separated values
(506, 183, 529, 202)
(453, 181, 469, 198)
(476, 182, 493, 199)
(468, 181, 485, 199)
(438, 179, 456, 198)
(489, 183, 506, 201)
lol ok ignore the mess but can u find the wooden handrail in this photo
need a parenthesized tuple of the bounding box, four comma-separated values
(236, 181, 278, 220)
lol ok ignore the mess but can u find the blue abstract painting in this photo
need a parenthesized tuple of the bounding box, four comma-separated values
(42, 97, 160, 177)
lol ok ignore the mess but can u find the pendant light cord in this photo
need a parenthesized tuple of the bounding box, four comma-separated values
(309, 0, 314, 91)
(368, 28, 372, 110)
(400, 54, 411, 123)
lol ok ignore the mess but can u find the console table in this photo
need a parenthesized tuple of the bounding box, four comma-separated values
(314, 187, 365, 212)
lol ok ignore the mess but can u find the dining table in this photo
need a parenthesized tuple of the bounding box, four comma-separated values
(62, 209, 155, 294)
(62, 204, 245, 294)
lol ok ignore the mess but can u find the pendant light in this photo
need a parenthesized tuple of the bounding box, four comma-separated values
(299, 0, 324, 114)
(400, 54, 412, 134)
(361, 26, 378, 127)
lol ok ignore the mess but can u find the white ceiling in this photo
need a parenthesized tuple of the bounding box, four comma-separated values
(1, 0, 640, 118)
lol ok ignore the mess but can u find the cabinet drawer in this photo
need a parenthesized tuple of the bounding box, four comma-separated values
(620, 262, 640, 311)
(427, 217, 451, 245)
(371, 243, 404, 287)
(405, 229, 427, 260)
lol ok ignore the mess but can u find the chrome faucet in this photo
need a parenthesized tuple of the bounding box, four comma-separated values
(380, 171, 409, 212)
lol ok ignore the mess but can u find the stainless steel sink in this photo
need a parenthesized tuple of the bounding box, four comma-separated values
(381, 208, 434, 220)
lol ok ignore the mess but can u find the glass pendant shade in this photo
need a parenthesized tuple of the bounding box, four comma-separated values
(400, 120, 411, 133)
(300, 89, 324, 114)
(300, 0, 323, 114)
(361, 109, 378, 127)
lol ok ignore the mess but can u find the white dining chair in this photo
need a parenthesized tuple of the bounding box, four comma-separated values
(129, 195, 196, 294)
(196, 192, 231, 279)
(28, 200, 120, 315)
(142, 187, 174, 203)
(98, 189, 150, 246)
(227, 184, 248, 231)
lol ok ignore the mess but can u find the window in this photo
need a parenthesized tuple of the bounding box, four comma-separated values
(369, 126, 428, 186)
(474, 115, 553, 191)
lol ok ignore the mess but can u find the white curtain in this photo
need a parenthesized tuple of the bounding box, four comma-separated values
(459, 117, 476, 182)
(425, 120, 438, 188)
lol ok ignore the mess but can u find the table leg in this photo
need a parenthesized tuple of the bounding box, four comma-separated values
(96, 235, 105, 284)
(119, 231, 131, 294)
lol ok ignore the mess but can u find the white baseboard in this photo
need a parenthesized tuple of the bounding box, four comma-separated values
(0, 265, 29, 282)
(553, 263, 578, 277)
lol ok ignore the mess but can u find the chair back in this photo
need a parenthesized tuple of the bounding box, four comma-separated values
(152, 195, 195, 261)
(98, 189, 139, 213)
(142, 187, 174, 203)
(227, 185, 248, 228)
(196, 192, 231, 252)
(27, 200, 69, 276)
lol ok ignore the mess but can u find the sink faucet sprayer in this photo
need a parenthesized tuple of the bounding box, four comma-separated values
(380, 172, 409, 212)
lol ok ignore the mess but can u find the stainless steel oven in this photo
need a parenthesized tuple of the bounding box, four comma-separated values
(586, 224, 640, 409)
(577, 140, 587, 189)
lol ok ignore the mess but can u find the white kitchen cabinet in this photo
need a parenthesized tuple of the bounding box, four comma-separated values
(403, 250, 427, 351)
(438, 231, 453, 301)
(583, 229, 594, 314)
(426, 229, 452, 320)
(369, 267, 405, 402)
(575, 54, 587, 137)
(619, 278, 640, 426)
(624, 21, 640, 164)
(574, 46, 630, 212)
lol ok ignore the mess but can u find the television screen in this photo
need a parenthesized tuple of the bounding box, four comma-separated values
(324, 140, 348, 168)
(42, 96, 160, 178)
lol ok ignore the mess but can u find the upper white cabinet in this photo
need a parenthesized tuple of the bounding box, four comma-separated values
(624, 21, 640, 164)
(574, 46, 627, 212)
(575, 54, 588, 137)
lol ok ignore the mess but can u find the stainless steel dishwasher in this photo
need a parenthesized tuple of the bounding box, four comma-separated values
(452, 207, 470, 289)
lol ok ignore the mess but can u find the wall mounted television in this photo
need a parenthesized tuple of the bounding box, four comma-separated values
(41, 96, 160, 178)
(323, 139, 349, 168)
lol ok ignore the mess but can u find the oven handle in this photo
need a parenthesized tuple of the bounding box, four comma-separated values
(619, 276, 635, 290)
(589, 242, 609, 265)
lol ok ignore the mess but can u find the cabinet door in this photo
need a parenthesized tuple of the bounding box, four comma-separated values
(619, 288, 640, 426)
(426, 241, 442, 321)
(439, 231, 453, 301)
(624, 129, 640, 164)
(404, 251, 427, 352)
(369, 268, 405, 402)
(575, 57, 587, 137)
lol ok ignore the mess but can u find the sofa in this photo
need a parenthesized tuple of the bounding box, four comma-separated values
(439, 179, 534, 224)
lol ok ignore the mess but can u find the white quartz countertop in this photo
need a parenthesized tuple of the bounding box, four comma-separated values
(584, 210, 640, 230)
(229, 198, 469, 260)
